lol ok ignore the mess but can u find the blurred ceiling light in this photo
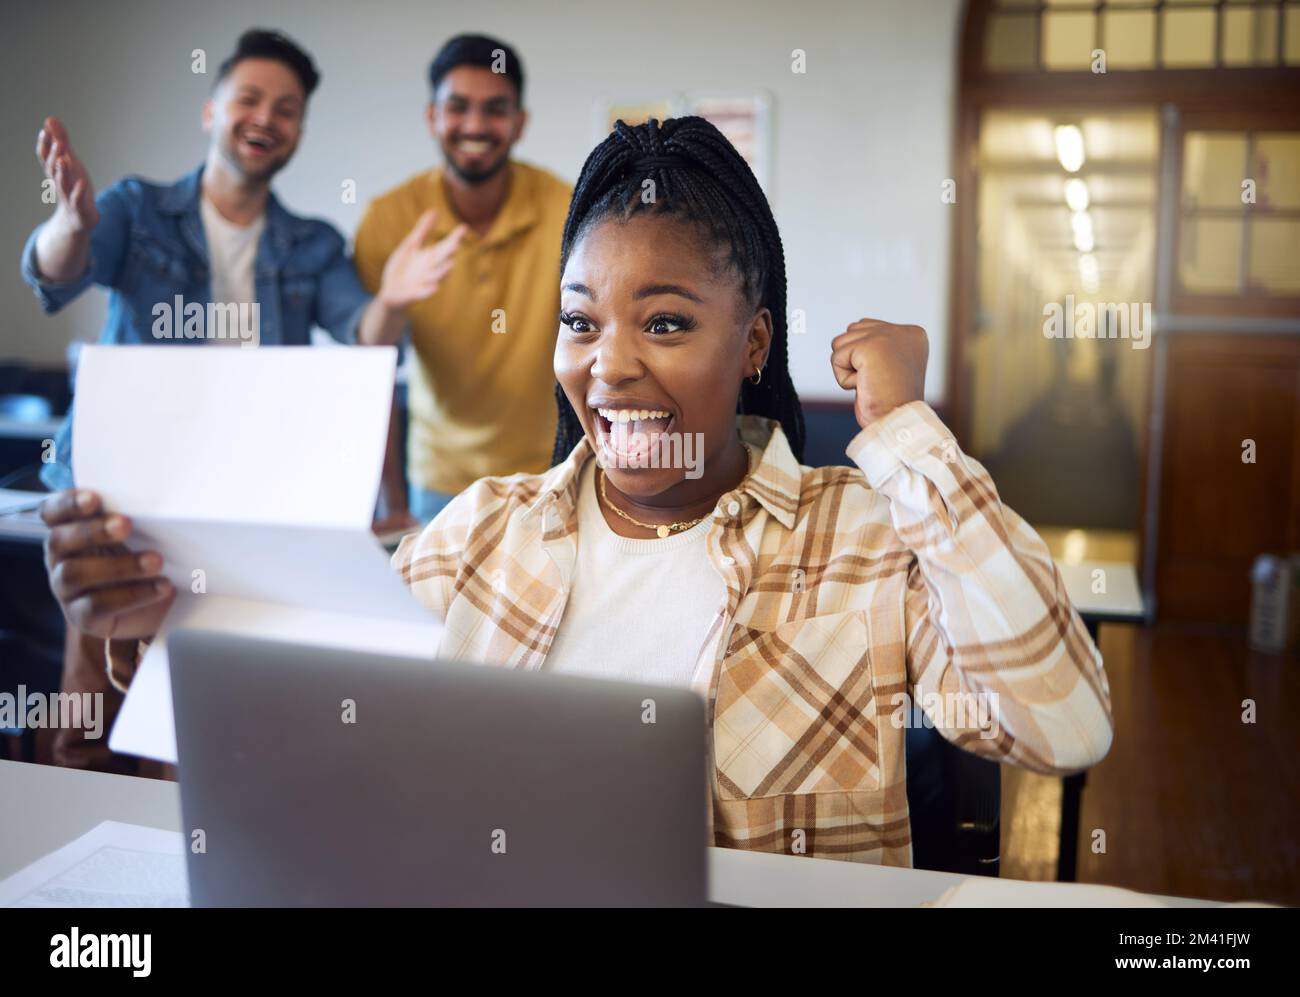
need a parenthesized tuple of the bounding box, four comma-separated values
(1054, 124, 1086, 173)
(1063, 529, 1087, 564)
(1079, 253, 1100, 290)
(1064, 177, 1090, 213)
(1072, 211, 1095, 252)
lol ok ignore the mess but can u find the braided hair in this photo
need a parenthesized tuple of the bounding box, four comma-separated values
(551, 115, 805, 465)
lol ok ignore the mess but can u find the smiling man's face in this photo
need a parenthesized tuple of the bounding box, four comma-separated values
(555, 213, 771, 505)
(427, 66, 526, 184)
(204, 58, 305, 182)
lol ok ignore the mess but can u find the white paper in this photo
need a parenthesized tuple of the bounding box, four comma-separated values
(111, 592, 444, 762)
(125, 520, 428, 619)
(0, 821, 188, 908)
(73, 346, 394, 527)
(69, 347, 445, 764)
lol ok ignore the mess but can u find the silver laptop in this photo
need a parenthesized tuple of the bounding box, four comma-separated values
(167, 629, 709, 906)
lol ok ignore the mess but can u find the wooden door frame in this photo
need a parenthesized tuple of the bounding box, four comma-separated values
(950, 0, 1300, 618)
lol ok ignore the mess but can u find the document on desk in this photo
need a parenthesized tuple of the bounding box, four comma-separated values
(0, 821, 188, 907)
(70, 346, 444, 764)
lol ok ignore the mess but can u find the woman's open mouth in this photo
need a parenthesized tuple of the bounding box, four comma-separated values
(592, 406, 675, 467)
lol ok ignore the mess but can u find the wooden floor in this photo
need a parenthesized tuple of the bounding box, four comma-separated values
(1000, 620, 1300, 906)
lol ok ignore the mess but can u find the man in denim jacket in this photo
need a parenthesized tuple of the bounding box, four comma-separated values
(23, 29, 464, 774)
(23, 29, 464, 509)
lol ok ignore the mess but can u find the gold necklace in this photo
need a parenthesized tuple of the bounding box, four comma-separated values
(597, 444, 755, 539)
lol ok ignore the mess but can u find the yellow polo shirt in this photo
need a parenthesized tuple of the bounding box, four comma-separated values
(354, 162, 572, 495)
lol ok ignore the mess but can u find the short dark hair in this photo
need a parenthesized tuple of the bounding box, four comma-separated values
(427, 34, 524, 105)
(216, 29, 320, 99)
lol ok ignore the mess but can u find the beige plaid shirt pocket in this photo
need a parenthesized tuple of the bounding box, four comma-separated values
(712, 610, 883, 800)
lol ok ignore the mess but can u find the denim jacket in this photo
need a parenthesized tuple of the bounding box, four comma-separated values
(21, 165, 371, 488)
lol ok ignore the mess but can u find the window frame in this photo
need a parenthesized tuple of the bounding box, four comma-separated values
(1172, 107, 1300, 316)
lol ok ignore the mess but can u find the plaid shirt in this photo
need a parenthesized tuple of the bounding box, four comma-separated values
(393, 401, 1114, 866)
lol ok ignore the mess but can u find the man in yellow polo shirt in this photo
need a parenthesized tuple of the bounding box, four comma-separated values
(355, 34, 572, 521)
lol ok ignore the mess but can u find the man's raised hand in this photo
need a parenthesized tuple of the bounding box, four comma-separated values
(36, 116, 99, 233)
(377, 209, 468, 311)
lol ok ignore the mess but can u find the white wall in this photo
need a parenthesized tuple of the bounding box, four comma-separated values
(2, 0, 961, 402)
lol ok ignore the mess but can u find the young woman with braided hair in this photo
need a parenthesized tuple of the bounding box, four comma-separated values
(42, 116, 1112, 865)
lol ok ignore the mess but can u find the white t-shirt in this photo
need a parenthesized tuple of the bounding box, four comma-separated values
(542, 461, 725, 688)
(199, 194, 265, 347)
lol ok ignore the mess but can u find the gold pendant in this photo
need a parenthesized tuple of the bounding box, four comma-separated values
(656, 525, 671, 539)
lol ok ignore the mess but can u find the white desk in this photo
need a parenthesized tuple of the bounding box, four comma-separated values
(1056, 559, 1145, 624)
(0, 759, 1217, 907)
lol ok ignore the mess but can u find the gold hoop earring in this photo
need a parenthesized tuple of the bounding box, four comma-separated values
(749, 368, 763, 385)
